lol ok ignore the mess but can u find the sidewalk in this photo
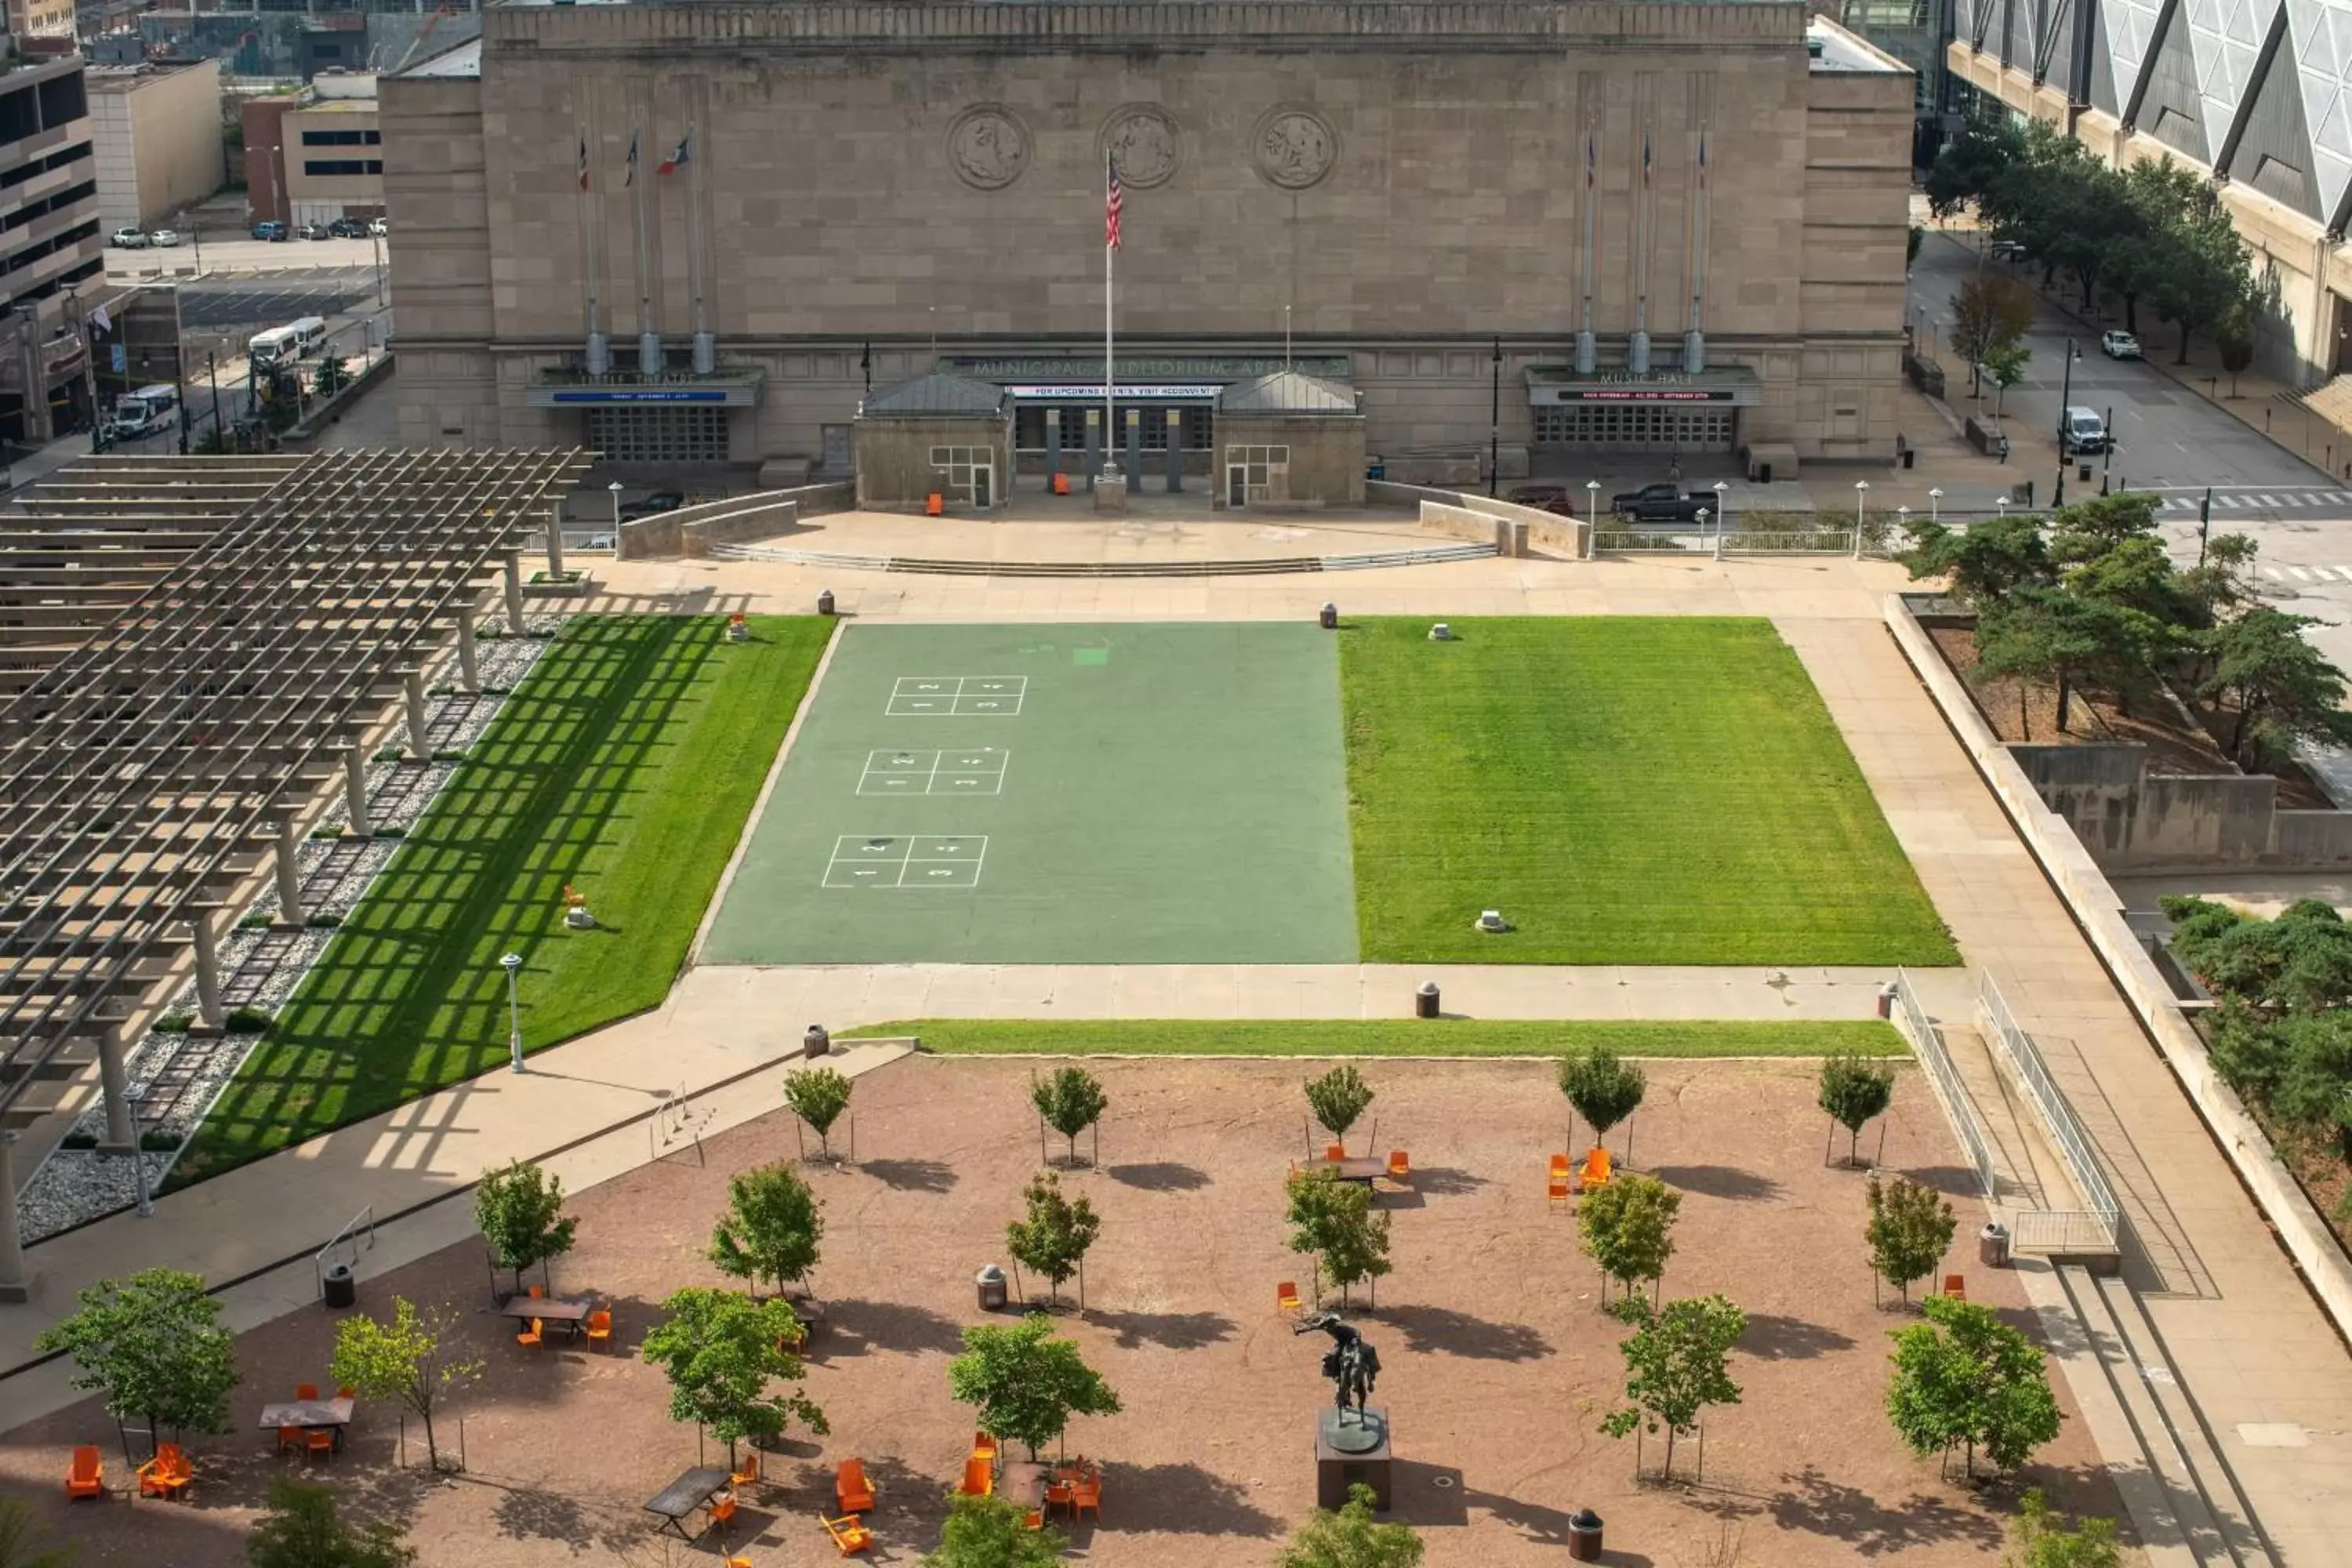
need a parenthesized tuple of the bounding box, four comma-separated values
(1784, 615, 2352, 1566)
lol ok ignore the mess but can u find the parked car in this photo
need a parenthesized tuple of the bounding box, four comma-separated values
(616, 489, 686, 522)
(109, 227, 147, 249)
(1986, 238, 2027, 262)
(1507, 484, 1577, 517)
(327, 217, 368, 239)
(295, 222, 330, 241)
(368, 217, 389, 237)
(1610, 482, 1708, 522)
(250, 220, 288, 241)
(2100, 329, 2141, 360)
(2060, 405, 2111, 456)
(147, 228, 181, 247)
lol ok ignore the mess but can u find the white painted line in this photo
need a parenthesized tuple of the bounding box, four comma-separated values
(2287, 566, 2314, 581)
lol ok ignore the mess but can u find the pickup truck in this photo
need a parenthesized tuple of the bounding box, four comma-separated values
(1610, 483, 1708, 522)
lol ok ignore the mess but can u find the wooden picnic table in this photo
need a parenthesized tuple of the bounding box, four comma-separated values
(499, 1295, 591, 1324)
(643, 1465, 731, 1540)
(1299, 1156, 1387, 1185)
(256, 1397, 354, 1431)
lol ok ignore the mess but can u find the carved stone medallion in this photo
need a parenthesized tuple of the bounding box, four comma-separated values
(1101, 104, 1182, 189)
(946, 104, 1031, 191)
(1252, 105, 1337, 190)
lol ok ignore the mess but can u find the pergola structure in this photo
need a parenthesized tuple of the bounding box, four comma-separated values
(0, 449, 591, 1299)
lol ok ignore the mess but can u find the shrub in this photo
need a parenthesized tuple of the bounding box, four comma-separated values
(1559, 1047, 1646, 1153)
(1302, 1065, 1374, 1153)
(152, 1013, 193, 1035)
(1577, 1174, 1681, 1305)
(1030, 1066, 1108, 1166)
(1819, 1051, 1897, 1165)
(224, 1007, 276, 1035)
(1866, 1174, 1956, 1304)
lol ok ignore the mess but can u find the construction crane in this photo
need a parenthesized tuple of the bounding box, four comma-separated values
(391, 2, 462, 74)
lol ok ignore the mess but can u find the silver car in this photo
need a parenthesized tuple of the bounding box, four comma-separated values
(2100, 329, 2141, 360)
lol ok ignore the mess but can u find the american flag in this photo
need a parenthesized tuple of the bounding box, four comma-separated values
(1105, 156, 1123, 250)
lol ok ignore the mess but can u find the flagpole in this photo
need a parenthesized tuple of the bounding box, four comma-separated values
(1103, 147, 1114, 479)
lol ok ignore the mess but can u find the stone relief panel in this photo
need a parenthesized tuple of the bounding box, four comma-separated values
(1252, 105, 1338, 189)
(946, 104, 1032, 190)
(1100, 103, 1183, 188)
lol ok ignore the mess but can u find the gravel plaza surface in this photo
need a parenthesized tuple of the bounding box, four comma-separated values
(702, 622, 1359, 965)
(0, 1055, 2118, 1567)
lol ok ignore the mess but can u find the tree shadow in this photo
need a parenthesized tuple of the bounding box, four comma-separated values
(482, 1479, 647, 1555)
(858, 1157, 957, 1194)
(1650, 1164, 1785, 1202)
(1767, 1465, 2003, 1555)
(1371, 1303, 1552, 1362)
(1738, 1313, 1857, 1361)
(1904, 1163, 1983, 1201)
(1094, 1461, 1280, 1536)
(1106, 1161, 1210, 1192)
(1086, 1308, 1236, 1352)
(819, 1298, 967, 1358)
(1408, 1165, 1486, 1196)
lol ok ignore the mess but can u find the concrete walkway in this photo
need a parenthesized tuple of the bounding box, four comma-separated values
(1782, 616, 2352, 1566)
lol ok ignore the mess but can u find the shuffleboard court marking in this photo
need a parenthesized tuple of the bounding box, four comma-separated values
(857, 748, 1010, 796)
(887, 675, 1028, 716)
(822, 833, 989, 888)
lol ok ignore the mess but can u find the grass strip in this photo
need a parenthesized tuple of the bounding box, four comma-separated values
(170, 615, 832, 1188)
(841, 1018, 1907, 1058)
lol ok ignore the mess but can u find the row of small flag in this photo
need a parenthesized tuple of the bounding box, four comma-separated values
(578, 128, 691, 191)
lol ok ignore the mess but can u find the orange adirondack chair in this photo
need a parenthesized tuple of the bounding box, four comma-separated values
(957, 1454, 993, 1497)
(294, 1383, 319, 1401)
(66, 1445, 101, 1499)
(1276, 1279, 1302, 1313)
(1942, 1273, 1967, 1301)
(1579, 1146, 1613, 1190)
(822, 1513, 875, 1556)
(1386, 1150, 1411, 1181)
(1548, 1152, 1571, 1179)
(971, 1429, 997, 1465)
(836, 1457, 877, 1514)
(730, 1452, 760, 1490)
(1548, 1174, 1573, 1210)
(584, 1308, 613, 1352)
(1323, 1143, 1345, 1160)
(138, 1442, 192, 1500)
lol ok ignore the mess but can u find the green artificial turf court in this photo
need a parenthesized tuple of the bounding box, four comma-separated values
(1341, 616, 1958, 966)
(699, 622, 1359, 964)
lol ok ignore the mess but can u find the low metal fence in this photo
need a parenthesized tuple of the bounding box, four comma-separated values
(1590, 525, 1714, 554)
(1892, 968, 1997, 1198)
(1719, 528, 1858, 556)
(1977, 972, 2122, 1251)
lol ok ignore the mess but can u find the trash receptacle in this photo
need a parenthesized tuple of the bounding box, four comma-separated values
(975, 1265, 1007, 1312)
(1980, 1221, 2011, 1269)
(1877, 982, 1897, 1020)
(1415, 982, 1440, 1019)
(817, 588, 836, 615)
(1319, 602, 1338, 630)
(804, 1023, 830, 1058)
(1566, 1509, 1604, 1561)
(321, 1263, 357, 1309)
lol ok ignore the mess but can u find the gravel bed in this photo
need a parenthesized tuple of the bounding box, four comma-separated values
(16, 628, 568, 1245)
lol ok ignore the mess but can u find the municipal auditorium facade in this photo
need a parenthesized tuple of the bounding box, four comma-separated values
(381, 0, 1914, 482)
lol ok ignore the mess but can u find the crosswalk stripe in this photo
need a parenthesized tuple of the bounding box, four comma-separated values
(2288, 566, 2314, 581)
(2261, 566, 2283, 579)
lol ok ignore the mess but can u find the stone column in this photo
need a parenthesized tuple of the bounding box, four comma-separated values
(274, 811, 306, 927)
(503, 549, 525, 634)
(1083, 408, 1101, 490)
(544, 502, 566, 581)
(1044, 405, 1061, 487)
(191, 911, 223, 1032)
(96, 1026, 135, 1150)
(1124, 408, 1143, 488)
(1165, 410, 1183, 493)
(343, 745, 371, 838)
(0, 1131, 29, 1302)
(405, 669, 430, 756)
(456, 604, 480, 691)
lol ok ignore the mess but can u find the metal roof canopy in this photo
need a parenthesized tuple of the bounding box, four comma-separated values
(0, 448, 590, 1134)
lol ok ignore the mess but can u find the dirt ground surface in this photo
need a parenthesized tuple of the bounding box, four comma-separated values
(2, 1056, 2122, 1567)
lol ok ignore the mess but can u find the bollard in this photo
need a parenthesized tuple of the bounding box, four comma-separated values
(1414, 982, 1440, 1019)
(1319, 602, 1338, 630)
(817, 588, 836, 616)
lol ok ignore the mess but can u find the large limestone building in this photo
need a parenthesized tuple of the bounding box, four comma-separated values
(382, 0, 1912, 482)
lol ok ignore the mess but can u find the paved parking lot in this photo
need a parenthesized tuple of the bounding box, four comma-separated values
(178, 279, 362, 329)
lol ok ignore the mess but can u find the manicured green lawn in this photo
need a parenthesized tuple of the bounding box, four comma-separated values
(170, 615, 832, 1187)
(842, 1018, 1906, 1058)
(1340, 617, 1957, 965)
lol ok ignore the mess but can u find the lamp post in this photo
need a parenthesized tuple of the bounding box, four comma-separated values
(1585, 478, 1600, 530)
(1853, 479, 1869, 526)
(608, 480, 624, 532)
(1487, 336, 1501, 499)
(1896, 504, 1910, 537)
(500, 953, 525, 1073)
(1712, 479, 1729, 546)
(2053, 337, 2079, 507)
(2101, 404, 2114, 493)
(1928, 487, 1943, 524)
(1997, 496, 2010, 521)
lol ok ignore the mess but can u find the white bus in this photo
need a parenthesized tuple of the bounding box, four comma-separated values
(248, 316, 328, 369)
(108, 383, 178, 441)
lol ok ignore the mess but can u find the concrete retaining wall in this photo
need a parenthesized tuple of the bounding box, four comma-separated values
(1886, 593, 2352, 1345)
(683, 502, 800, 558)
(1374, 481, 1588, 559)
(1419, 500, 1526, 557)
(2008, 740, 2352, 871)
(615, 482, 852, 561)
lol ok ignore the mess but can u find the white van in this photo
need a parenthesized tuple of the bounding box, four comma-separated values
(248, 316, 328, 370)
(2060, 406, 2110, 456)
(108, 383, 179, 441)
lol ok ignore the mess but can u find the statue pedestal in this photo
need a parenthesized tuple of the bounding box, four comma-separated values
(1314, 1406, 1392, 1511)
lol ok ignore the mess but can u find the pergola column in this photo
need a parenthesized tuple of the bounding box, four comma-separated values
(0, 1132, 29, 1302)
(544, 502, 566, 581)
(274, 811, 307, 926)
(405, 669, 430, 755)
(191, 911, 223, 1032)
(456, 604, 480, 691)
(503, 549, 525, 633)
(343, 744, 372, 838)
(96, 1027, 135, 1150)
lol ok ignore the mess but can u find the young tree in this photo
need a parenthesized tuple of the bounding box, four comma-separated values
(2005, 1488, 2123, 1568)
(33, 1267, 239, 1456)
(1865, 1174, 1958, 1305)
(329, 1297, 482, 1474)
(1599, 1294, 1746, 1481)
(921, 1493, 1067, 1568)
(1303, 1064, 1375, 1153)
(710, 1163, 825, 1300)
(1899, 514, 2054, 615)
(247, 1478, 415, 1568)
(1886, 1294, 2063, 1479)
(2198, 608, 2352, 771)
(784, 1065, 855, 1159)
(474, 1159, 577, 1298)
(1818, 1052, 1897, 1167)
(1004, 1171, 1102, 1306)
(1030, 1066, 1109, 1167)
(0, 1497, 76, 1568)
(947, 1312, 1122, 1460)
(1577, 1173, 1681, 1305)
(1948, 272, 2035, 395)
(639, 1287, 826, 1468)
(2216, 301, 2256, 396)
(1276, 1482, 1426, 1568)
(1558, 1047, 1646, 1157)
(1980, 341, 2031, 418)
(1285, 1166, 1393, 1307)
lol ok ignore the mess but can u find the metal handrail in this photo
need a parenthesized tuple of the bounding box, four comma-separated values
(1893, 968, 1998, 1198)
(1977, 972, 2122, 1244)
(313, 1204, 376, 1299)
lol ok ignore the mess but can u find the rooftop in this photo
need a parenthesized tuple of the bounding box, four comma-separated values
(1806, 13, 1907, 72)
(397, 36, 481, 78)
(860, 371, 1009, 419)
(1217, 368, 1360, 416)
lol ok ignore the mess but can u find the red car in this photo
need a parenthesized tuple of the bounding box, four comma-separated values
(1508, 485, 1577, 517)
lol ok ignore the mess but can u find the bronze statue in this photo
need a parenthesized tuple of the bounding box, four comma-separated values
(1294, 1311, 1381, 1425)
